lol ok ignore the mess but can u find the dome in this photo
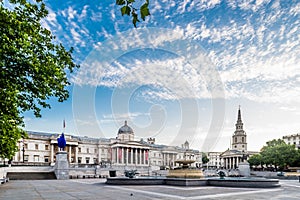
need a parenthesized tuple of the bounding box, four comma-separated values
(118, 121, 134, 134)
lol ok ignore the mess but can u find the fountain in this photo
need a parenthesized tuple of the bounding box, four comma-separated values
(167, 160, 204, 179)
(106, 158, 279, 187)
(165, 159, 206, 186)
(207, 161, 280, 188)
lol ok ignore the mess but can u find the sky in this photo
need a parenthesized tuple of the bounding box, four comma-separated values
(22, 0, 300, 152)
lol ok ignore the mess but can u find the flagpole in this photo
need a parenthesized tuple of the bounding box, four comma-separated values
(63, 119, 66, 133)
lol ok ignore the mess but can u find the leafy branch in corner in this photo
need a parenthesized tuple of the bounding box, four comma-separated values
(116, 0, 150, 27)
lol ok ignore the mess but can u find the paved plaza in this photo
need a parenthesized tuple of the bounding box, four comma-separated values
(0, 179, 300, 200)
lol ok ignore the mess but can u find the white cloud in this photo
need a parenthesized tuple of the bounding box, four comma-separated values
(70, 0, 299, 106)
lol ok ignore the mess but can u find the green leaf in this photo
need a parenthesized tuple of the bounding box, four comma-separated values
(116, 0, 126, 5)
(132, 12, 140, 28)
(121, 6, 131, 16)
(140, 3, 150, 21)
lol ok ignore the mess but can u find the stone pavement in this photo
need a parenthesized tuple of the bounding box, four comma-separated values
(0, 179, 300, 200)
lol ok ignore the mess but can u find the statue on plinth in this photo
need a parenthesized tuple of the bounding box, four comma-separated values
(57, 133, 66, 151)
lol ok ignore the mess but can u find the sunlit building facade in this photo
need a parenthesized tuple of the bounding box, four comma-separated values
(11, 121, 202, 170)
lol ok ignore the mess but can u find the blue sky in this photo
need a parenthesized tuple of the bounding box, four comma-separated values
(23, 0, 300, 152)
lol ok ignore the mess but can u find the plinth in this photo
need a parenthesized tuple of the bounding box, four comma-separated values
(238, 161, 250, 177)
(54, 151, 69, 180)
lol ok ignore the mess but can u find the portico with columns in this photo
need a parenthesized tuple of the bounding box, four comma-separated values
(111, 143, 150, 166)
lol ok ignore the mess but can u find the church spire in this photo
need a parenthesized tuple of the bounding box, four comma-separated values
(237, 105, 242, 123)
(235, 105, 243, 131)
(232, 106, 247, 151)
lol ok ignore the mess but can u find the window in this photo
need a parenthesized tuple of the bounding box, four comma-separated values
(24, 143, 28, 150)
(86, 157, 90, 164)
(93, 158, 97, 164)
(78, 157, 82, 163)
(78, 147, 81, 153)
(242, 137, 244, 143)
(34, 155, 39, 162)
(44, 157, 49, 162)
(35, 144, 39, 150)
(235, 137, 237, 143)
(87, 148, 89, 153)
(94, 149, 97, 154)
(45, 145, 49, 150)
(24, 155, 29, 162)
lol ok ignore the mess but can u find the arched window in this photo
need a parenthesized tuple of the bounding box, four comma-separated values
(235, 137, 237, 143)
(242, 137, 244, 143)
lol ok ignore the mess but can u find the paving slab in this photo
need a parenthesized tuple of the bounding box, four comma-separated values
(0, 179, 300, 200)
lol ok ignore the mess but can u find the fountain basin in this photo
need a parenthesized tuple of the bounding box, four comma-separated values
(165, 178, 207, 186)
(106, 177, 280, 188)
(106, 177, 165, 185)
(207, 177, 280, 188)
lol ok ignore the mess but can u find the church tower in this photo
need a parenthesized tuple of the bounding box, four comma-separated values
(231, 106, 247, 151)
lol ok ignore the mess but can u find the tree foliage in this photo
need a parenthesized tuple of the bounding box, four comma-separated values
(202, 153, 209, 164)
(0, 0, 78, 159)
(248, 154, 264, 167)
(116, 0, 150, 27)
(249, 139, 300, 170)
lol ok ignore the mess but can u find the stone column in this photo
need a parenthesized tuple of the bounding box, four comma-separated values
(140, 149, 143, 165)
(116, 147, 119, 164)
(68, 146, 72, 163)
(144, 149, 146, 165)
(50, 144, 54, 163)
(130, 148, 133, 165)
(75, 146, 78, 163)
(121, 147, 125, 164)
(135, 149, 138, 165)
(126, 148, 129, 165)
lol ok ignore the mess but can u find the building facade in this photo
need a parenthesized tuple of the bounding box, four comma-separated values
(206, 152, 223, 169)
(11, 121, 203, 170)
(283, 133, 300, 149)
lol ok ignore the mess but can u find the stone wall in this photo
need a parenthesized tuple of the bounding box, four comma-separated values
(0, 167, 6, 179)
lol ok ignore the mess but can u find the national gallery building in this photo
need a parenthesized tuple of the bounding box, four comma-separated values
(11, 121, 202, 170)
